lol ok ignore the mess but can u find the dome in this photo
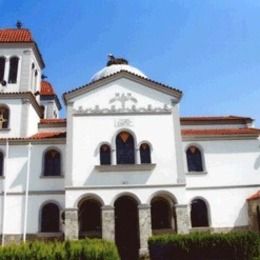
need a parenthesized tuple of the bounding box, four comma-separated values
(90, 55, 147, 82)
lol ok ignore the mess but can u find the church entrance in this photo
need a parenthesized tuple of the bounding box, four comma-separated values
(115, 196, 140, 260)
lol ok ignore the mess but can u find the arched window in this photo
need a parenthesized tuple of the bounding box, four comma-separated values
(43, 149, 61, 176)
(100, 144, 111, 165)
(79, 199, 102, 238)
(140, 143, 151, 164)
(0, 152, 4, 176)
(8, 57, 19, 83)
(40, 203, 60, 232)
(186, 146, 203, 172)
(191, 199, 209, 227)
(0, 57, 6, 82)
(116, 131, 135, 164)
(0, 106, 9, 129)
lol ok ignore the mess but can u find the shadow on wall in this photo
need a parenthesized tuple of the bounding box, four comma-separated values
(234, 202, 249, 230)
(254, 155, 260, 170)
(84, 167, 153, 186)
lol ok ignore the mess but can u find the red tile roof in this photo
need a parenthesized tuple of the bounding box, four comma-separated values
(247, 191, 260, 201)
(181, 116, 253, 124)
(40, 81, 55, 96)
(30, 132, 66, 139)
(40, 119, 66, 124)
(182, 128, 260, 137)
(0, 29, 33, 42)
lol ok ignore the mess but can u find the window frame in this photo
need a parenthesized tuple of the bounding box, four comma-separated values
(185, 144, 206, 173)
(8, 56, 19, 84)
(0, 56, 6, 82)
(42, 148, 62, 177)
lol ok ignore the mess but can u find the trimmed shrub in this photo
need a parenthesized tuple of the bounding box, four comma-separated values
(149, 232, 260, 260)
(0, 239, 119, 260)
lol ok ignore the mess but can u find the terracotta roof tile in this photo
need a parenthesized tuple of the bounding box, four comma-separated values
(182, 128, 260, 137)
(40, 81, 55, 96)
(181, 116, 253, 124)
(30, 132, 66, 139)
(0, 29, 33, 42)
(247, 191, 260, 201)
(40, 119, 66, 124)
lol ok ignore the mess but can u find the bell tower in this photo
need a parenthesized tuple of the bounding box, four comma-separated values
(0, 23, 46, 137)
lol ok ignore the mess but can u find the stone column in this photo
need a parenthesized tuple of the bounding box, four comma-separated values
(101, 206, 115, 241)
(138, 204, 152, 258)
(64, 208, 79, 240)
(175, 204, 190, 234)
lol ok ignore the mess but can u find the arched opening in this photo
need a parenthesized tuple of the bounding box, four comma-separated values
(0, 105, 9, 129)
(140, 143, 151, 164)
(43, 149, 61, 176)
(257, 205, 260, 233)
(116, 131, 135, 164)
(191, 199, 209, 227)
(0, 57, 6, 82)
(100, 144, 111, 165)
(186, 145, 203, 172)
(78, 198, 102, 238)
(0, 152, 4, 176)
(115, 195, 140, 260)
(151, 196, 176, 234)
(40, 202, 60, 232)
(8, 57, 19, 83)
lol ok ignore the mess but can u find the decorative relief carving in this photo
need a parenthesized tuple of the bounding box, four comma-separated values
(74, 92, 172, 115)
(114, 119, 133, 127)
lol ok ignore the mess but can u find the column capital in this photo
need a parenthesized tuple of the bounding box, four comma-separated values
(175, 204, 189, 209)
(138, 203, 150, 210)
(101, 205, 114, 210)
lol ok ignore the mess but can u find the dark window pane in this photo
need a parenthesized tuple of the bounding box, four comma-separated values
(151, 198, 171, 229)
(0, 152, 3, 176)
(8, 57, 19, 83)
(44, 150, 61, 176)
(0, 57, 5, 82)
(191, 199, 209, 227)
(79, 200, 101, 232)
(140, 143, 151, 164)
(116, 132, 135, 164)
(41, 203, 60, 232)
(187, 146, 203, 172)
(100, 144, 111, 165)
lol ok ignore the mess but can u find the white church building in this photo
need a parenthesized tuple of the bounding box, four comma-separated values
(0, 26, 259, 259)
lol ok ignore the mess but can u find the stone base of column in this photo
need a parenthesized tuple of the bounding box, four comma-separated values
(139, 247, 150, 259)
(138, 204, 152, 259)
(64, 208, 78, 240)
(101, 206, 115, 241)
(175, 204, 190, 234)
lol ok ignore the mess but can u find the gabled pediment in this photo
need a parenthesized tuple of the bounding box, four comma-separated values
(63, 70, 182, 105)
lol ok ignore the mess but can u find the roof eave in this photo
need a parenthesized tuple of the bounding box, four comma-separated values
(63, 70, 182, 105)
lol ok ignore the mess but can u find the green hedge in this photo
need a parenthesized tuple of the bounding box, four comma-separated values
(149, 232, 260, 260)
(0, 239, 119, 260)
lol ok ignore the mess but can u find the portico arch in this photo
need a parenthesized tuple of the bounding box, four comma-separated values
(149, 191, 177, 234)
(77, 194, 104, 239)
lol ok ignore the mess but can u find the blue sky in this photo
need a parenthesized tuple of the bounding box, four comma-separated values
(1, 0, 259, 125)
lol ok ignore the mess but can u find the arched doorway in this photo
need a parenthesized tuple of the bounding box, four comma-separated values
(115, 196, 140, 260)
(151, 195, 177, 234)
(78, 198, 102, 238)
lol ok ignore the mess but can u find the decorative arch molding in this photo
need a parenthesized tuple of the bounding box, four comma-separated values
(111, 192, 142, 206)
(138, 140, 154, 151)
(147, 190, 178, 205)
(75, 193, 105, 208)
(111, 128, 138, 151)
